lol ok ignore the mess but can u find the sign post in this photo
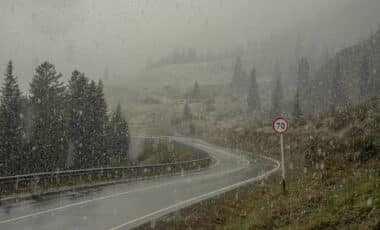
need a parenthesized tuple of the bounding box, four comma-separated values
(272, 117, 289, 194)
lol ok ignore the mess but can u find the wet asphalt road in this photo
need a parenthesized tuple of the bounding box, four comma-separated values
(0, 137, 279, 230)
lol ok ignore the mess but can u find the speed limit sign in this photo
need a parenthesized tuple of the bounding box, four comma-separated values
(272, 117, 288, 134)
(272, 116, 288, 193)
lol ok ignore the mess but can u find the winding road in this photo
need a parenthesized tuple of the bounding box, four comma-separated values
(0, 137, 279, 230)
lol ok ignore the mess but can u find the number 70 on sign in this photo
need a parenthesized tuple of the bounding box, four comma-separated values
(272, 117, 288, 134)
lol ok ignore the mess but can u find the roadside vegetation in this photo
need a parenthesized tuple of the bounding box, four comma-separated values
(138, 98, 380, 229)
(136, 138, 207, 164)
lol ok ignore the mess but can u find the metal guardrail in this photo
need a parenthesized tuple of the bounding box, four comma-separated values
(0, 136, 212, 198)
(0, 157, 211, 197)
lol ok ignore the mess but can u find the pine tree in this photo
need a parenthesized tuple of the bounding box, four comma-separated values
(84, 81, 98, 168)
(107, 103, 130, 165)
(271, 65, 283, 118)
(247, 66, 261, 113)
(68, 78, 106, 169)
(86, 80, 108, 167)
(331, 59, 344, 106)
(189, 122, 195, 136)
(291, 58, 308, 122)
(19, 95, 33, 174)
(191, 81, 200, 101)
(319, 48, 329, 67)
(359, 56, 370, 101)
(67, 70, 91, 169)
(368, 30, 379, 97)
(297, 57, 310, 89)
(29, 62, 67, 172)
(292, 90, 303, 122)
(0, 61, 23, 175)
(183, 102, 192, 120)
(231, 56, 243, 91)
(96, 80, 108, 166)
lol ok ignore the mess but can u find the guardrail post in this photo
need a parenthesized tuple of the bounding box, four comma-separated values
(88, 174, 92, 184)
(56, 173, 60, 187)
(55, 173, 60, 191)
(33, 176, 39, 193)
(78, 173, 83, 188)
(15, 178, 19, 196)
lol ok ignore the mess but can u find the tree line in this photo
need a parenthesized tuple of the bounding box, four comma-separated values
(147, 48, 239, 69)
(0, 61, 130, 176)
(302, 30, 380, 114)
(242, 58, 290, 120)
(235, 49, 377, 124)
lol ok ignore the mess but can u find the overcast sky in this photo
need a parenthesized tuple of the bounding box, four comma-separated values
(1, 0, 379, 89)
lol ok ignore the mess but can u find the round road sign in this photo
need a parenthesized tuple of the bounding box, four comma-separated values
(272, 117, 289, 134)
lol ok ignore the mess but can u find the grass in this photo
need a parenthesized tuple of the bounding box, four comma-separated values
(137, 120, 380, 230)
(138, 155, 379, 230)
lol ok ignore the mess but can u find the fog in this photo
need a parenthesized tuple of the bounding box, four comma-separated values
(1, 1, 380, 228)
(1, 0, 380, 89)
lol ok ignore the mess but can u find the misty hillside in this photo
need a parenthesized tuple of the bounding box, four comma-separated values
(302, 30, 380, 113)
(1, 1, 380, 229)
(136, 60, 233, 89)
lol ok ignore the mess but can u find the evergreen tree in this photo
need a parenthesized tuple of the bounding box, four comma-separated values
(271, 65, 283, 118)
(183, 102, 192, 120)
(231, 56, 250, 95)
(359, 56, 370, 101)
(0, 61, 23, 175)
(297, 57, 310, 88)
(319, 48, 329, 67)
(291, 58, 308, 122)
(331, 59, 344, 106)
(247, 66, 261, 113)
(191, 81, 200, 101)
(67, 77, 109, 169)
(189, 122, 195, 136)
(19, 95, 33, 174)
(96, 80, 108, 166)
(107, 103, 130, 165)
(85, 81, 98, 168)
(231, 56, 243, 91)
(29, 62, 67, 172)
(66, 70, 91, 169)
(86, 80, 108, 167)
(292, 90, 303, 122)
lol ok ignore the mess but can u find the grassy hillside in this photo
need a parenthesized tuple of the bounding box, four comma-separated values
(138, 98, 380, 230)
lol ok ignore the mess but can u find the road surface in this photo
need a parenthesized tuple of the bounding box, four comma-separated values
(0, 137, 279, 230)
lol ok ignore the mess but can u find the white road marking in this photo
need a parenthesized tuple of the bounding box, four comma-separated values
(108, 159, 280, 230)
(0, 152, 241, 224)
(0, 181, 175, 224)
(0, 138, 279, 228)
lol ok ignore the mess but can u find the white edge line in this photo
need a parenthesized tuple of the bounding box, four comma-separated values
(108, 157, 280, 230)
(0, 154, 235, 225)
(0, 182, 172, 224)
(0, 138, 279, 227)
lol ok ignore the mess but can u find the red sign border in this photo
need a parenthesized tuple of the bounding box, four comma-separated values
(272, 116, 289, 134)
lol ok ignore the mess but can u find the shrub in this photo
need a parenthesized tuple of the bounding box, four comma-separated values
(348, 135, 379, 161)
